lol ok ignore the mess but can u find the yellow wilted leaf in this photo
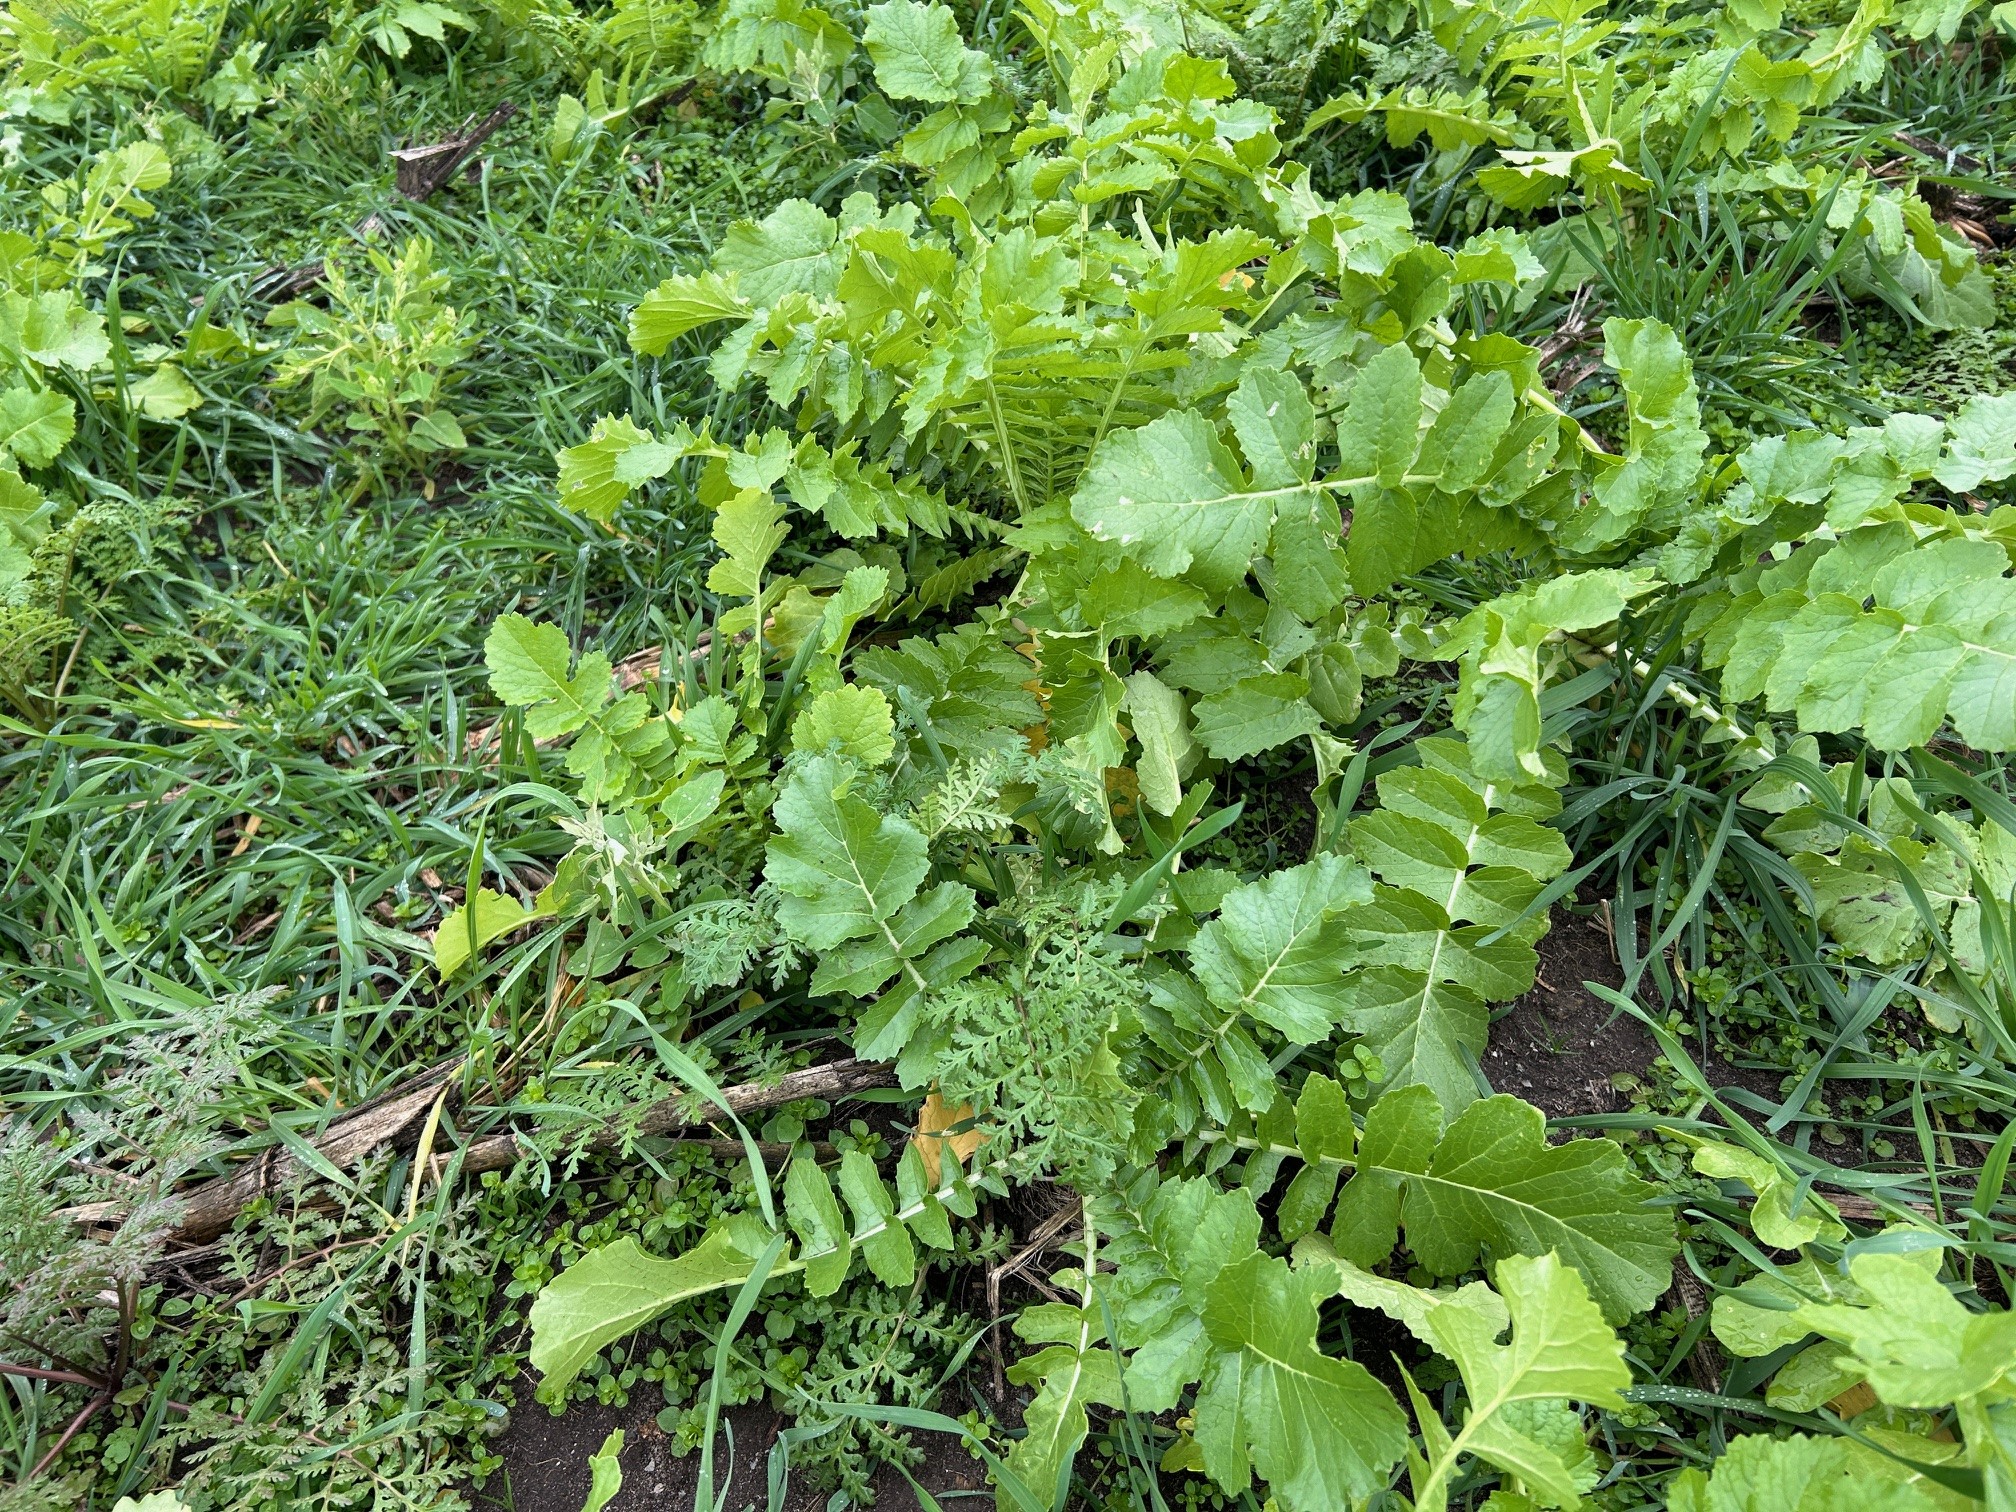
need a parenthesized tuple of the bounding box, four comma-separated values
(912, 1091, 986, 1186)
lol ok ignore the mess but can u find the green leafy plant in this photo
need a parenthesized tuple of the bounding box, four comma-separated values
(0, 136, 197, 721)
(0, 0, 227, 118)
(266, 236, 473, 492)
(12, 0, 2016, 1506)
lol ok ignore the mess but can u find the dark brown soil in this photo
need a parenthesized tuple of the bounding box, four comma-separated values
(1486, 907, 1657, 1118)
(1487, 907, 1791, 1119)
(477, 1392, 989, 1512)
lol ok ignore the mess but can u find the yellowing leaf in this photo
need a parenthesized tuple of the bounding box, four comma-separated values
(434, 887, 542, 975)
(912, 1090, 986, 1185)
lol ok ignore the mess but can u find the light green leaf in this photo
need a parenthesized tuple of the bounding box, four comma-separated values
(111, 1495, 193, 1512)
(127, 363, 202, 420)
(0, 465, 51, 593)
(1797, 1252, 2016, 1407)
(1122, 670, 1193, 816)
(1228, 367, 1316, 489)
(1710, 1253, 1904, 1358)
(1416, 370, 1515, 494)
(1005, 1302, 1124, 1509)
(785, 1152, 853, 1295)
(708, 492, 789, 599)
(1334, 1086, 1678, 1321)
(1189, 856, 1372, 1042)
(862, 0, 993, 102)
(660, 769, 728, 835)
(1339, 962, 1491, 1119)
(716, 199, 844, 304)
(1079, 561, 1211, 639)
(1936, 392, 2016, 491)
(1072, 410, 1278, 594)
(838, 1149, 914, 1287)
(1765, 1340, 1866, 1412)
(1278, 1074, 1355, 1241)
(557, 416, 681, 523)
(1422, 1252, 1629, 1507)
(1296, 1232, 1509, 1345)
(1443, 569, 1658, 780)
(1194, 1253, 1410, 1509)
(630, 271, 752, 355)
(1335, 342, 1423, 490)
(1584, 317, 1706, 545)
(530, 1229, 761, 1399)
(792, 683, 896, 765)
(1682, 1137, 1847, 1249)
(1191, 672, 1325, 760)
(484, 614, 614, 739)
(408, 409, 466, 452)
(434, 887, 541, 976)
(582, 1428, 624, 1512)
(0, 291, 111, 371)
(1108, 1177, 1263, 1413)
(765, 754, 929, 950)
(1666, 1432, 1949, 1511)
(0, 387, 76, 468)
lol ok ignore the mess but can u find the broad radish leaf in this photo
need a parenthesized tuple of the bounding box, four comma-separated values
(1277, 1074, 1354, 1241)
(1680, 1137, 1847, 1248)
(791, 683, 896, 764)
(785, 1153, 853, 1296)
(838, 1148, 914, 1287)
(1442, 568, 1659, 780)
(1004, 1301, 1123, 1510)
(0, 290, 111, 371)
(862, 0, 993, 102)
(1295, 1234, 1510, 1344)
(0, 387, 76, 468)
(583, 1429, 624, 1512)
(1100, 1175, 1263, 1412)
(630, 271, 751, 354)
(1121, 670, 1193, 816)
(765, 755, 929, 950)
(1193, 1253, 1410, 1509)
(713, 199, 845, 304)
(1796, 1253, 2016, 1407)
(1188, 855, 1372, 1042)
(1190, 673, 1325, 760)
(1335, 341, 1423, 492)
(434, 887, 542, 976)
(1700, 527, 2016, 751)
(485, 615, 614, 738)
(1583, 317, 1707, 546)
(557, 415, 682, 522)
(1071, 409, 1281, 595)
(1331, 1085, 1678, 1321)
(1422, 1252, 1629, 1506)
(1667, 1432, 1950, 1511)
(530, 1230, 762, 1399)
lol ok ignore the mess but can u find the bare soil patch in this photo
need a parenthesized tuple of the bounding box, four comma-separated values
(478, 1392, 989, 1511)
